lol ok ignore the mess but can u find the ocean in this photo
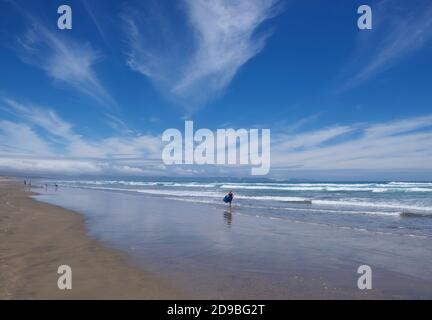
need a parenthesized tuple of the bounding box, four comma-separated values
(41, 179, 432, 239)
(32, 178, 432, 298)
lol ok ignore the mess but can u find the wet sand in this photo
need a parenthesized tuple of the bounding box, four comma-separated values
(2, 176, 432, 299)
(34, 182, 432, 299)
(0, 178, 185, 299)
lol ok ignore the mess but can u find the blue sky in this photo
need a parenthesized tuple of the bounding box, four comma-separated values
(0, 0, 432, 180)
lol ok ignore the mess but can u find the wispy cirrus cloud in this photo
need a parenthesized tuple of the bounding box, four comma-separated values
(1, 98, 432, 177)
(124, 0, 282, 113)
(0, 120, 54, 156)
(341, 1, 432, 90)
(14, 16, 114, 106)
(272, 115, 432, 171)
(81, 0, 109, 45)
(274, 125, 353, 151)
(2, 98, 78, 142)
(0, 98, 163, 175)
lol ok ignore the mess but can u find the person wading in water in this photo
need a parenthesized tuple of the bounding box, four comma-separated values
(223, 191, 234, 208)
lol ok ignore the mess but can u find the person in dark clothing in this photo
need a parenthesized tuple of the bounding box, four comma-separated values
(224, 191, 234, 208)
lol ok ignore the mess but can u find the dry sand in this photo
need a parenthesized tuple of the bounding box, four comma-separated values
(0, 177, 186, 299)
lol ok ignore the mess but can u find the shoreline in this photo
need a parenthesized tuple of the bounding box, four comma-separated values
(0, 177, 186, 299)
(2, 176, 432, 299)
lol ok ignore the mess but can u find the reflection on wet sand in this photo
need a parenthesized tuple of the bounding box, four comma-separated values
(34, 187, 432, 299)
(223, 209, 232, 228)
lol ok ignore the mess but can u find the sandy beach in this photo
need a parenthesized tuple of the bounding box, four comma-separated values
(0, 177, 184, 299)
(2, 176, 432, 299)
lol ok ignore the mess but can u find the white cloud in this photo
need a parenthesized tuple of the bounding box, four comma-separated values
(364, 115, 432, 138)
(2, 98, 78, 141)
(15, 19, 114, 106)
(1, 99, 432, 177)
(272, 115, 432, 171)
(0, 157, 103, 175)
(0, 99, 162, 175)
(342, 2, 432, 89)
(274, 126, 353, 151)
(0, 120, 54, 156)
(81, 0, 110, 47)
(0, 157, 168, 176)
(124, 0, 281, 112)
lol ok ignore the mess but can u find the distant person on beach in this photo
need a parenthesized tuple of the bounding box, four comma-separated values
(223, 191, 234, 208)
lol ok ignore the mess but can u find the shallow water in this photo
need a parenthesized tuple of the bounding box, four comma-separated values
(45, 179, 432, 238)
(34, 182, 432, 299)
